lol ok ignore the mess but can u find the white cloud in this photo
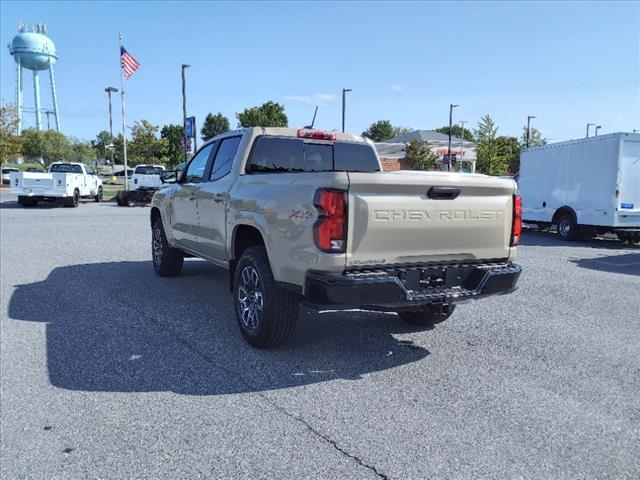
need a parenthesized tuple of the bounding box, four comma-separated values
(283, 94, 338, 105)
(389, 85, 406, 92)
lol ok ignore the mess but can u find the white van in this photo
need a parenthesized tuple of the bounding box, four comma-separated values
(519, 132, 639, 243)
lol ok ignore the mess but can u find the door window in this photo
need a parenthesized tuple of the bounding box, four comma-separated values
(185, 143, 215, 183)
(210, 137, 241, 181)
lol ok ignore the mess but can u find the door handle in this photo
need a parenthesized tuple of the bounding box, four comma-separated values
(427, 186, 461, 200)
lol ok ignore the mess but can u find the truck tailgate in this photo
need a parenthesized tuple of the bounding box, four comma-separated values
(346, 171, 516, 267)
(21, 173, 55, 189)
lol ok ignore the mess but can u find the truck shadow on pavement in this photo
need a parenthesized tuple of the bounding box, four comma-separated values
(570, 253, 640, 276)
(8, 261, 429, 395)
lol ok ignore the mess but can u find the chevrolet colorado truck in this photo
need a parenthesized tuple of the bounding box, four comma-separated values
(150, 127, 522, 347)
(10, 162, 103, 207)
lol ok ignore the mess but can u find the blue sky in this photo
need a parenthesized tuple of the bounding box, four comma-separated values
(1, 1, 638, 143)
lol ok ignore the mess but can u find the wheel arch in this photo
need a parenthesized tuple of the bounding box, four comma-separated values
(229, 224, 267, 292)
(552, 206, 577, 225)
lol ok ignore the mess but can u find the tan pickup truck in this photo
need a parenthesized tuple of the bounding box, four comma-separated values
(150, 127, 522, 347)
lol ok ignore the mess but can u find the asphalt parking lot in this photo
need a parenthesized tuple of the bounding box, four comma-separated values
(1, 190, 638, 480)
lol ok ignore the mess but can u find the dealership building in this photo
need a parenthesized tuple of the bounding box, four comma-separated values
(375, 130, 477, 172)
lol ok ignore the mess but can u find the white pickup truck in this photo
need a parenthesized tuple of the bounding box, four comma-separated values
(116, 164, 165, 206)
(10, 162, 103, 207)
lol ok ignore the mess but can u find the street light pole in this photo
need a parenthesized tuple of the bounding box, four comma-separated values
(595, 125, 602, 136)
(586, 123, 595, 138)
(182, 64, 191, 162)
(105, 86, 118, 174)
(526, 115, 536, 148)
(447, 104, 459, 172)
(342, 88, 352, 133)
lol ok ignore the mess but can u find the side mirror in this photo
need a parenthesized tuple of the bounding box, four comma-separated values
(160, 170, 180, 184)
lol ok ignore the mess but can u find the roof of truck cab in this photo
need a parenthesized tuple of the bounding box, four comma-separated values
(258, 127, 368, 143)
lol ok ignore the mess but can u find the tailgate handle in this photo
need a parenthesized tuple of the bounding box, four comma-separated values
(428, 186, 461, 200)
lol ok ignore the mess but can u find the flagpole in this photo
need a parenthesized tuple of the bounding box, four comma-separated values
(119, 33, 129, 191)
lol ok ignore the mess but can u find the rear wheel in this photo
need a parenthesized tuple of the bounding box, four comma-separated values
(152, 218, 184, 276)
(116, 191, 130, 207)
(18, 196, 37, 207)
(557, 213, 578, 241)
(617, 231, 640, 245)
(398, 304, 457, 326)
(95, 186, 103, 202)
(233, 246, 298, 348)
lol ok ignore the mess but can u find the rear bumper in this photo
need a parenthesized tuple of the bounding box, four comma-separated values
(305, 262, 521, 311)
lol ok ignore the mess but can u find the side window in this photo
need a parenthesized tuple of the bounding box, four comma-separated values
(210, 137, 241, 181)
(185, 143, 215, 183)
(248, 137, 303, 173)
(334, 142, 380, 172)
(85, 165, 94, 175)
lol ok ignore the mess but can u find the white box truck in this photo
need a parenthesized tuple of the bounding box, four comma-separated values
(519, 132, 640, 244)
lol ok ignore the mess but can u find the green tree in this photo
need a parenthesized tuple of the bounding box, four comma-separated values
(520, 126, 547, 148)
(128, 119, 167, 166)
(20, 128, 71, 169)
(201, 113, 230, 140)
(474, 115, 509, 176)
(435, 125, 475, 142)
(362, 120, 395, 142)
(236, 101, 287, 128)
(403, 139, 440, 171)
(161, 124, 184, 166)
(494, 136, 521, 174)
(92, 130, 111, 160)
(362, 121, 413, 142)
(0, 103, 22, 162)
(68, 137, 95, 163)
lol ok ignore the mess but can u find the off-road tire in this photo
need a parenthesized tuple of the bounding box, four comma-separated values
(152, 218, 184, 277)
(557, 213, 578, 241)
(233, 246, 298, 348)
(95, 186, 103, 202)
(399, 304, 457, 326)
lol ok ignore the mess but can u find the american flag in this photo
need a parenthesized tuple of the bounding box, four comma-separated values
(120, 47, 140, 79)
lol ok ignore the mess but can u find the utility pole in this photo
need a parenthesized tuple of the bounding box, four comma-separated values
(526, 115, 536, 148)
(105, 86, 118, 174)
(586, 123, 595, 138)
(182, 64, 190, 162)
(447, 104, 459, 171)
(595, 125, 602, 136)
(342, 88, 352, 133)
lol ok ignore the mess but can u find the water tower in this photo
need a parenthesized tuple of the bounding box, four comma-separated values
(8, 22, 60, 133)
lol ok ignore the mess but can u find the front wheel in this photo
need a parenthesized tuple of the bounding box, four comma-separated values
(233, 246, 298, 348)
(398, 304, 457, 326)
(152, 218, 184, 276)
(95, 186, 103, 202)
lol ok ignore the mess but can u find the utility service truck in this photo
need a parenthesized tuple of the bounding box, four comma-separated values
(519, 132, 640, 243)
(10, 162, 103, 207)
(150, 127, 522, 348)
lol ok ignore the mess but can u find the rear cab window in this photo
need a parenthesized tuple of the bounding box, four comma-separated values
(247, 137, 380, 173)
(135, 166, 164, 175)
(50, 164, 83, 174)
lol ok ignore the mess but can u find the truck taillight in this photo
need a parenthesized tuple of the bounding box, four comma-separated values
(313, 189, 347, 253)
(298, 128, 336, 141)
(511, 194, 522, 246)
